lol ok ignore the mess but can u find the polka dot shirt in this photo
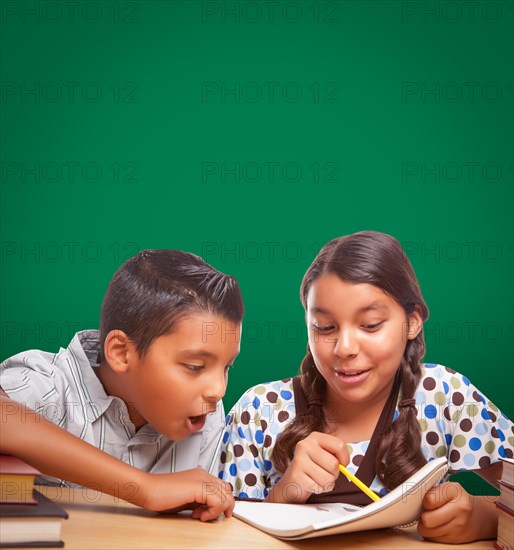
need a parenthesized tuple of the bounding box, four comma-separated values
(217, 363, 514, 499)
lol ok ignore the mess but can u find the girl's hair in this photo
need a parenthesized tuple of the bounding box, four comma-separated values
(272, 231, 429, 490)
(99, 250, 244, 358)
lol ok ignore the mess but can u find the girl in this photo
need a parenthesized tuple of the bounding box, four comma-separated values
(218, 231, 513, 543)
(1, 250, 243, 520)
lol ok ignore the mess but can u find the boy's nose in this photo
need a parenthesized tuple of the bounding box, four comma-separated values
(203, 370, 227, 403)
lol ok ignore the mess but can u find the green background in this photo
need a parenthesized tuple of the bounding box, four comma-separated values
(1, 1, 512, 493)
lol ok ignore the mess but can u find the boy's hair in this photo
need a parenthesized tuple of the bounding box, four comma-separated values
(99, 250, 244, 358)
(272, 230, 429, 490)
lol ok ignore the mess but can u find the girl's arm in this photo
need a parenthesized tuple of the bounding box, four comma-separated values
(0, 392, 234, 519)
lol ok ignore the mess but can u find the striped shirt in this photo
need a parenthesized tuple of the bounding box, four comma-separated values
(0, 330, 225, 486)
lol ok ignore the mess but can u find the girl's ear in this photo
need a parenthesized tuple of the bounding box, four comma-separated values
(406, 305, 424, 340)
(103, 330, 135, 373)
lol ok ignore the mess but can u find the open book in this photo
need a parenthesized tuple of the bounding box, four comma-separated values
(233, 456, 448, 540)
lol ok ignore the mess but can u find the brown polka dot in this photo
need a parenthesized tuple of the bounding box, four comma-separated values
(443, 407, 451, 421)
(423, 377, 436, 391)
(472, 391, 482, 402)
(459, 419, 472, 432)
(266, 392, 278, 403)
(233, 445, 244, 458)
(220, 451, 226, 464)
(264, 435, 272, 448)
(278, 411, 290, 422)
(488, 411, 497, 422)
(353, 455, 364, 466)
(245, 474, 257, 486)
(445, 366, 456, 374)
(479, 456, 491, 469)
(426, 432, 439, 445)
(505, 448, 513, 458)
(282, 377, 292, 383)
(450, 450, 461, 463)
(241, 411, 251, 425)
(260, 420, 268, 432)
(491, 427, 499, 439)
(249, 444, 259, 458)
(452, 392, 464, 406)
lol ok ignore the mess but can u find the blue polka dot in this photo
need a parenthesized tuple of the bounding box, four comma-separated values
(253, 459, 260, 469)
(379, 487, 388, 495)
(497, 429, 506, 442)
(463, 454, 476, 467)
(499, 446, 507, 458)
(263, 488, 269, 498)
(498, 416, 510, 430)
(481, 408, 491, 421)
(393, 410, 399, 421)
(218, 472, 225, 480)
(280, 390, 292, 399)
(255, 430, 264, 444)
(229, 464, 237, 476)
(239, 492, 249, 498)
(425, 363, 437, 369)
(269, 423, 280, 435)
(239, 459, 251, 471)
(445, 434, 452, 445)
(361, 441, 370, 452)
(475, 422, 489, 436)
(225, 414, 231, 426)
(223, 431, 229, 443)
(424, 404, 437, 419)
(469, 437, 481, 451)
(264, 460, 272, 471)
(462, 376, 470, 386)
(251, 488, 262, 498)
(443, 382, 449, 395)
(238, 426, 246, 439)
(252, 396, 261, 409)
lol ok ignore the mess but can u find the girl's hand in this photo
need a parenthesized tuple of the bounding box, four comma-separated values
(268, 432, 349, 504)
(418, 482, 497, 544)
(138, 469, 234, 521)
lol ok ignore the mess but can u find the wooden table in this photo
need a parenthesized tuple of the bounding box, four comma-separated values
(38, 486, 496, 549)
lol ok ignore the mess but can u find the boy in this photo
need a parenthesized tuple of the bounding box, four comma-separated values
(0, 250, 243, 520)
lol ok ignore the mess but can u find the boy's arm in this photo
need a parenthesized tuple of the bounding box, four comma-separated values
(0, 391, 233, 519)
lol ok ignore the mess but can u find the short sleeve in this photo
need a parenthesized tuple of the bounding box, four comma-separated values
(217, 379, 295, 499)
(418, 364, 514, 472)
(0, 349, 69, 426)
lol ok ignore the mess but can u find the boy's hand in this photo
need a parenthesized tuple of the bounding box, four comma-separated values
(418, 482, 478, 544)
(138, 469, 234, 521)
(268, 432, 349, 504)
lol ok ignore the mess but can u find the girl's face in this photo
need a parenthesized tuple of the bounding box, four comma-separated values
(306, 274, 422, 409)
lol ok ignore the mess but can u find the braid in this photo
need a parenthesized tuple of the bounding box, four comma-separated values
(375, 334, 427, 490)
(272, 346, 327, 474)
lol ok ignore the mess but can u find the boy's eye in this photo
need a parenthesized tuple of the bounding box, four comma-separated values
(185, 364, 204, 372)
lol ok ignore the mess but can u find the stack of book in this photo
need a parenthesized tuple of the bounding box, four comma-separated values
(0, 455, 68, 548)
(495, 457, 514, 550)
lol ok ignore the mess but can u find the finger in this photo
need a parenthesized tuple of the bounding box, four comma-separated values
(423, 483, 461, 510)
(417, 516, 454, 541)
(311, 432, 350, 466)
(199, 492, 234, 522)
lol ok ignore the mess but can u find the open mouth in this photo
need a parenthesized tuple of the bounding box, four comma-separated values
(187, 414, 207, 432)
(333, 370, 370, 383)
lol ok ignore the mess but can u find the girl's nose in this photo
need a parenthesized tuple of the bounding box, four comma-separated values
(333, 328, 359, 358)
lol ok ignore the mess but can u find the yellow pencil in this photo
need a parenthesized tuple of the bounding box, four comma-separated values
(338, 464, 381, 502)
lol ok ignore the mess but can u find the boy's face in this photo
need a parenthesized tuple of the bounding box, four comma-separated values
(123, 312, 241, 441)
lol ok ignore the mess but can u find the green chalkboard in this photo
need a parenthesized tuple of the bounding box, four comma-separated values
(1, 0, 512, 437)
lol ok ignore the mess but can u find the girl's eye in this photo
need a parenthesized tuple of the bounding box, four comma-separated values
(310, 324, 335, 333)
(363, 322, 384, 331)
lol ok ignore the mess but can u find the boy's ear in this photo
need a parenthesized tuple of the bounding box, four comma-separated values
(406, 305, 424, 340)
(103, 330, 135, 373)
